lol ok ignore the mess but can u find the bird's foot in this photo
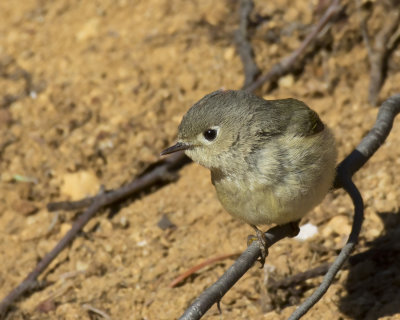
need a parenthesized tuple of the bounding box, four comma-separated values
(247, 225, 269, 268)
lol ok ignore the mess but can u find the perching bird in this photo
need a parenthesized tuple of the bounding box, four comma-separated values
(161, 90, 337, 261)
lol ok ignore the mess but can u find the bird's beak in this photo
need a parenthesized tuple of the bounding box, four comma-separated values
(160, 141, 191, 156)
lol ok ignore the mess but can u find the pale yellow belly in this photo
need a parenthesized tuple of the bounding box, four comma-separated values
(213, 173, 332, 226)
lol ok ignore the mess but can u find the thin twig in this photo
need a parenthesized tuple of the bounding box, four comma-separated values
(291, 94, 400, 320)
(245, 0, 341, 93)
(82, 304, 111, 320)
(269, 262, 331, 291)
(357, 0, 373, 61)
(234, 0, 260, 88)
(268, 245, 400, 291)
(169, 253, 240, 288)
(36, 281, 74, 313)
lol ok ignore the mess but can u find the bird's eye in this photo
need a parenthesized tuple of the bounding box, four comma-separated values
(203, 129, 217, 141)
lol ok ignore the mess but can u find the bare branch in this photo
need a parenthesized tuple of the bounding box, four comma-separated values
(234, 0, 260, 88)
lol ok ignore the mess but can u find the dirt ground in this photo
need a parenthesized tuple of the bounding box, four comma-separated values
(0, 0, 399, 319)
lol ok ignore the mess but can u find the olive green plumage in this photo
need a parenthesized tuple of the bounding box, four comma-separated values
(162, 90, 337, 226)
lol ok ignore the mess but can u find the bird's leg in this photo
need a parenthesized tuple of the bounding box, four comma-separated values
(247, 221, 300, 268)
(247, 225, 269, 268)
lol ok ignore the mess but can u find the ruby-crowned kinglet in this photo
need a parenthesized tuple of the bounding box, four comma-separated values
(161, 90, 337, 257)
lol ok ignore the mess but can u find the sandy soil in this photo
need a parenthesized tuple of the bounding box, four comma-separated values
(0, 0, 399, 319)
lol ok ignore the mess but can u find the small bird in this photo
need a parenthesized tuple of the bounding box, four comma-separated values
(161, 90, 337, 262)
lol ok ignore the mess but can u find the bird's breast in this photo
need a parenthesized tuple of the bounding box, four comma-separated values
(211, 172, 284, 225)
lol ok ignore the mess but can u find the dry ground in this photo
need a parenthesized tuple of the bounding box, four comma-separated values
(0, 0, 399, 319)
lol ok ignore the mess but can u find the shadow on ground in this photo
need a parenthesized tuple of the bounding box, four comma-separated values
(339, 211, 400, 320)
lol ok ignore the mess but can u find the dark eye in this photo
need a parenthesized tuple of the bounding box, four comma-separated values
(203, 129, 217, 141)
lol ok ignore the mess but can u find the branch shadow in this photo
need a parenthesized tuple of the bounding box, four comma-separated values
(339, 210, 400, 320)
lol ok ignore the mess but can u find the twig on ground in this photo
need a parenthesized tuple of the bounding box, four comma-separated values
(245, 0, 342, 93)
(169, 253, 240, 288)
(234, 0, 260, 88)
(268, 245, 400, 291)
(357, 0, 373, 61)
(292, 93, 400, 319)
(269, 262, 331, 291)
(0, 136, 17, 159)
(82, 304, 111, 320)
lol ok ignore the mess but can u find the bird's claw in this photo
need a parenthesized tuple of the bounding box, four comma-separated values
(247, 226, 269, 268)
